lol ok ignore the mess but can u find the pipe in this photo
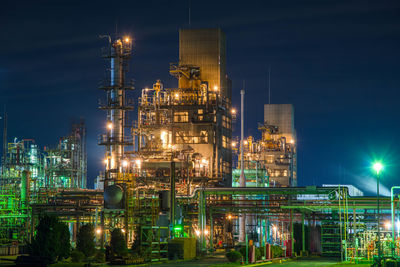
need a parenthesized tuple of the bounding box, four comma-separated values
(177, 186, 348, 199)
(239, 89, 246, 242)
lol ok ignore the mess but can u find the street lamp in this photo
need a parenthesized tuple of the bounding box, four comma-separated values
(373, 162, 383, 263)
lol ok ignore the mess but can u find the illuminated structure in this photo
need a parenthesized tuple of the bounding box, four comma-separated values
(233, 104, 296, 187)
(0, 122, 88, 244)
(45, 120, 87, 188)
(134, 28, 233, 193)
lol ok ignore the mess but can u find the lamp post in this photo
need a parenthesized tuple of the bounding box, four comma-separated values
(373, 162, 383, 263)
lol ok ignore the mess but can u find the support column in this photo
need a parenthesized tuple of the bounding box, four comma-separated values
(302, 212, 306, 254)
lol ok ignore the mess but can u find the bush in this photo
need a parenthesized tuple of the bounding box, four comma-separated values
(71, 250, 85, 262)
(76, 224, 95, 258)
(30, 215, 71, 264)
(226, 251, 242, 263)
(271, 245, 283, 258)
(94, 251, 105, 263)
(255, 246, 263, 260)
(239, 247, 246, 260)
(110, 228, 126, 256)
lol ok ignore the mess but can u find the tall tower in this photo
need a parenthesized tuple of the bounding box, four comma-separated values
(263, 104, 297, 186)
(99, 36, 134, 187)
(178, 28, 232, 185)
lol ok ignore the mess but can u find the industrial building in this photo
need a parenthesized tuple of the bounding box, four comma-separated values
(0, 28, 397, 265)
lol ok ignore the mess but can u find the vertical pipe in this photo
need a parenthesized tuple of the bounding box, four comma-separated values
(302, 212, 305, 254)
(170, 162, 176, 232)
(239, 88, 246, 242)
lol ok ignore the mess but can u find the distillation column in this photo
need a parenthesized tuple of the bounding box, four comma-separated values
(100, 37, 133, 186)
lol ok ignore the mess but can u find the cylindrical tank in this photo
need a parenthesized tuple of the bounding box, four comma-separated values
(21, 170, 30, 208)
(104, 184, 124, 207)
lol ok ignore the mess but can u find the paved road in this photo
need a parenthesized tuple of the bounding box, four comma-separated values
(145, 257, 342, 267)
(268, 258, 339, 267)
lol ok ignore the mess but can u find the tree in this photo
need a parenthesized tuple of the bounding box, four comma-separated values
(110, 228, 126, 256)
(30, 215, 70, 263)
(76, 224, 95, 258)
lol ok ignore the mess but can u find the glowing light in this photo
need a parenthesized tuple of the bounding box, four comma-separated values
(232, 142, 237, 147)
(173, 225, 183, 232)
(272, 225, 277, 232)
(121, 229, 126, 233)
(104, 159, 108, 164)
(135, 159, 142, 167)
(213, 85, 218, 91)
(175, 93, 179, 99)
(227, 215, 232, 220)
(244, 140, 248, 145)
(290, 139, 295, 144)
(195, 230, 201, 236)
(122, 160, 128, 167)
(201, 158, 208, 165)
(385, 221, 391, 230)
(161, 131, 168, 146)
(107, 122, 113, 129)
(124, 37, 130, 43)
(373, 162, 383, 174)
(231, 108, 236, 114)
(204, 229, 209, 235)
(96, 228, 102, 235)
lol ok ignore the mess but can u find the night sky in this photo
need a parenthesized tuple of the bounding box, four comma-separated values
(1, 0, 399, 195)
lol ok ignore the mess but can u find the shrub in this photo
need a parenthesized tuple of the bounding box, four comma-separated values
(226, 250, 242, 263)
(76, 224, 95, 258)
(94, 251, 105, 262)
(30, 215, 70, 264)
(255, 246, 263, 260)
(271, 245, 283, 258)
(110, 228, 126, 256)
(71, 250, 85, 262)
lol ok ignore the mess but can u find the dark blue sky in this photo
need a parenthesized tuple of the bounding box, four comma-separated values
(1, 0, 399, 195)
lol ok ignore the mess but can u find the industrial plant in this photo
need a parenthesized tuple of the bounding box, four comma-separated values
(0, 28, 397, 265)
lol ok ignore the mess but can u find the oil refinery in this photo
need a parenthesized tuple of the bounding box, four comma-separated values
(0, 28, 397, 265)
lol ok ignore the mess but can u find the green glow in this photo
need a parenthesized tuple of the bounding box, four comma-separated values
(173, 225, 183, 231)
(373, 162, 383, 175)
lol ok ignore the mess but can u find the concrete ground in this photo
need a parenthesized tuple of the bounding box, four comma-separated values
(146, 256, 370, 267)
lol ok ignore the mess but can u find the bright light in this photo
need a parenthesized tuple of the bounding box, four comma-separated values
(385, 221, 391, 230)
(244, 140, 248, 145)
(96, 228, 102, 235)
(173, 225, 183, 231)
(204, 229, 209, 235)
(232, 142, 237, 147)
(124, 37, 130, 43)
(135, 159, 142, 167)
(107, 122, 113, 130)
(104, 159, 108, 164)
(290, 139, 295, 144)
(227, 215, 232, 220)
(122, 160, 128, 167)
(161, 131, 168, 146)
(213, 85, 218, 91)
(373, 162, 383, 174)
(121, 229, 126, 233)
(231, 108, 236, 114)
(201, 158, 208, 165)
(272, 225, 277, 232)
(195, 230, 200, 236)
(175, 93, 179, 99)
